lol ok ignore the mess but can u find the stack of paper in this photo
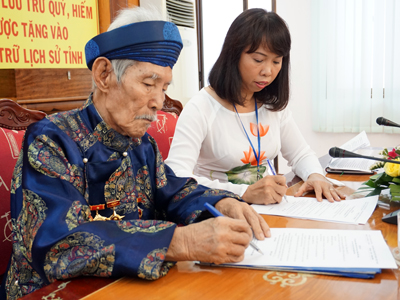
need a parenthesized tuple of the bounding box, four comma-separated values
(199, 228, 397, 278)
(326, 131, 376, 174)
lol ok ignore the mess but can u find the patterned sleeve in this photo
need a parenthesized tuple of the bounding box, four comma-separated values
(4, 122, 177, 300)
(147, 135, 243, 226)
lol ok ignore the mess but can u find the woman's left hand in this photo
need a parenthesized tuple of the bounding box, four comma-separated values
(294, 173, 346, 202)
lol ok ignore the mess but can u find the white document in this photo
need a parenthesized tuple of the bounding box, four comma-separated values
(234, 228, 397, 270)
(339, 130, 371, 151)
(328, 131, 376, 172)
(252, 195, 379, 225)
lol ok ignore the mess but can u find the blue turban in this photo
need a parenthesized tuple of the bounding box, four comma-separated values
(85, 21, 183, 70)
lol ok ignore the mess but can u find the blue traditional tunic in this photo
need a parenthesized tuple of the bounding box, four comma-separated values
(0, 97, 240, 300)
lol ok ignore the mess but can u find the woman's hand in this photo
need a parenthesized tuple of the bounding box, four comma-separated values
(242, 175, 287, 205)
(294, 173, 346, 202)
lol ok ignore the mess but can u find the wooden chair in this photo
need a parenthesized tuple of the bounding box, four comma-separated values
(0, 99, 47, 130)
(163, 94, 183, 116)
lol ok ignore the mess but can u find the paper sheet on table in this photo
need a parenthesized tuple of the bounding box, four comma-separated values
(252, 195, 378, 224)
(327, 131, 376, 172)
(339, 130, 371, 151)
(328, 157, 376, 172)
(231, 228, 397, 270)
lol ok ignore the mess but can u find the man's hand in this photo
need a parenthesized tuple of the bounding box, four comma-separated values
(166, 217, 252, 264)
(294, 173, 346, 202)
(242, 175, 287, 205)
(165, 198, 270, 264)
(215, 198, 270, 240)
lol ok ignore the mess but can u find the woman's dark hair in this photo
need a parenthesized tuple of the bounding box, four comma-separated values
(208, 9, 291, 111)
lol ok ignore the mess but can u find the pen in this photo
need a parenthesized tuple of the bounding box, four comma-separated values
(266, 158, 288, 203)
(204, 202, 264, 255)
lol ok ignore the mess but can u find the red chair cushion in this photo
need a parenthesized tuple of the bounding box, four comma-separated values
(0, 128, 24, 276)
(147, 111, 178, 160)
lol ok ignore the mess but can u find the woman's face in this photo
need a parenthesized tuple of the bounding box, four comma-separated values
(238, 45, 283, 98)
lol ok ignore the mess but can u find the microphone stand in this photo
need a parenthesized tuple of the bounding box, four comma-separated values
(329, 147, 400, 225)
(329, 147, 400, 164)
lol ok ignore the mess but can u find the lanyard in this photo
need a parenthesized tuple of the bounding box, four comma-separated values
(233, 99, 261, 180)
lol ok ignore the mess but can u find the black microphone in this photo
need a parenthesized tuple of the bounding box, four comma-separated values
(376, 117, 400, 128)
(329, 147, 400, 164)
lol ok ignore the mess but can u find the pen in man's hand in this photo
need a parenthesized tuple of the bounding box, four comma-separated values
(204, 202, 264, 255)
(266, 158, 289, 203)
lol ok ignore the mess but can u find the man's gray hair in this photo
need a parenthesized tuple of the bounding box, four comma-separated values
(92, 6, 168, 90)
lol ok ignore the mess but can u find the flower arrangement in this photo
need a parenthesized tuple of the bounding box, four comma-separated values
(364, 147, 400, 202)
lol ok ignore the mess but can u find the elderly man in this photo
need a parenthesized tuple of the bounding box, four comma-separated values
(0, 6, 270, 300)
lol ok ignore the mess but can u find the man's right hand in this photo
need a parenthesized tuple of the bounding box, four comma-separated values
(166, 217, 252, 265)
(242, 175, 287, 205)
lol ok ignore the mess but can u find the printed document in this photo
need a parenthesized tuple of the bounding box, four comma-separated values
(233, 228, 397, 270)
(327, 131, 376, 173)
(252, 195, 379, 224)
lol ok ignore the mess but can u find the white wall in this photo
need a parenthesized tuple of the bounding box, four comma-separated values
(276, 0, 398, 174)
(202, 0, 272, 85)
(202, 0, 242, 85)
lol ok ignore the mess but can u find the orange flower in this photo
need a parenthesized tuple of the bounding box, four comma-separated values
(250, 123, 269, 137)
(240, 146, 267, 166)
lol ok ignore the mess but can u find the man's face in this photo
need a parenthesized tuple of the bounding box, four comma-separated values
(104, 61, 172, 138)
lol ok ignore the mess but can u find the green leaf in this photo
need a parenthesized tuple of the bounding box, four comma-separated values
(367, 173, 393, 189)
(363, 171, 400, 201)
(378, 173, 394, 183)
(391, 196, 400, 202)
(363, 180, 378, 188)
(359, 185, 375, 190)
(390, 184, 400, 193)
(369, 173, 382, 180)
(392, 177, 400, 184)
(366, 189, 383, 197)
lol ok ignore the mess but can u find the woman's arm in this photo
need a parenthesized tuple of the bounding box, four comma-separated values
(279, 108, 345, 201)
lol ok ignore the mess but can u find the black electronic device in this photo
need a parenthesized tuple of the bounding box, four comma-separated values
(381, 209, 399, 225)
(328, 147, 400, 164)
(376, 117, 400, 128)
